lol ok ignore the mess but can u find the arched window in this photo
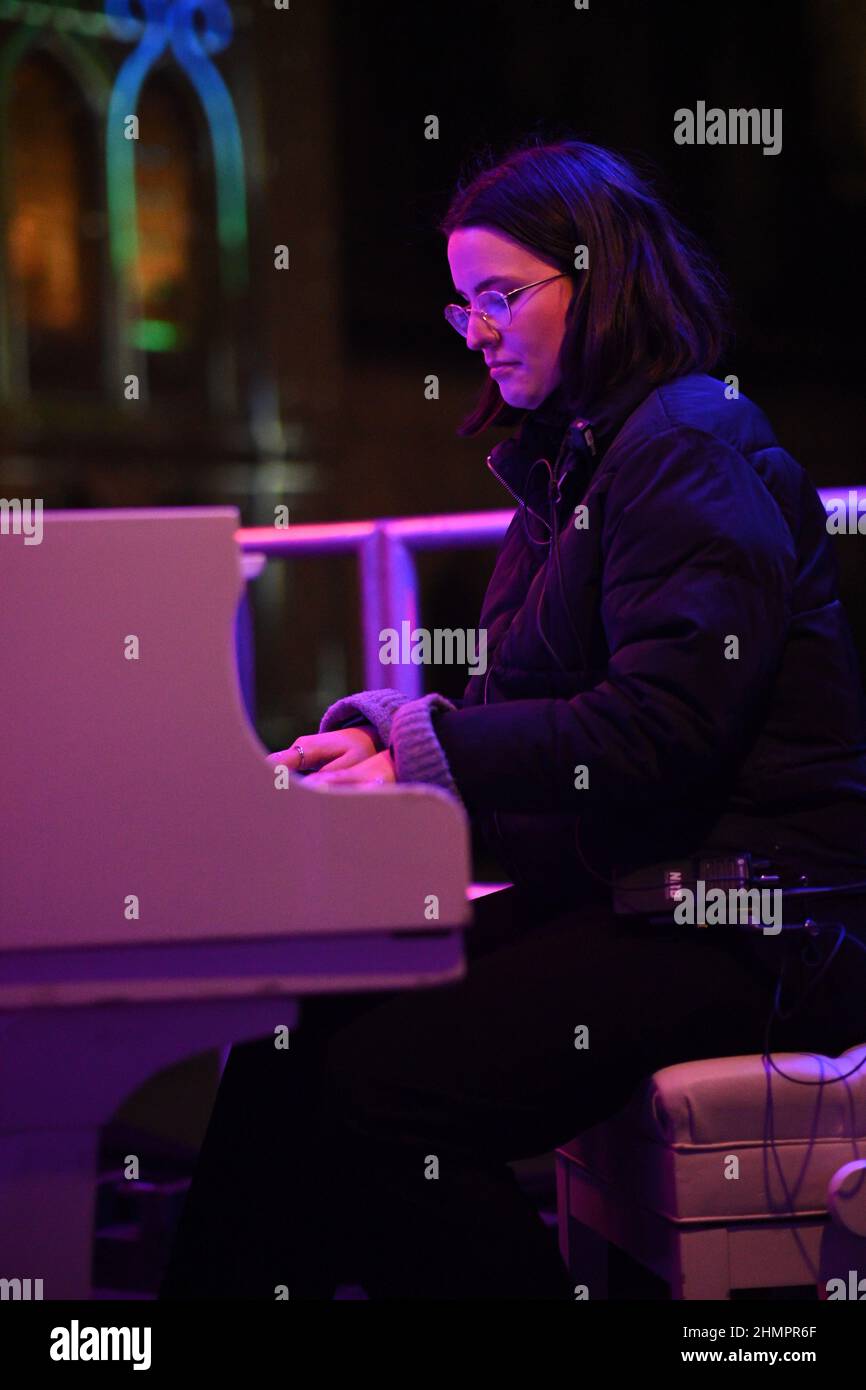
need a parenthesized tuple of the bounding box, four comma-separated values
(1, 3, 249, 416)
(132, 67, 217, 399)
(6, 49, 102, 393)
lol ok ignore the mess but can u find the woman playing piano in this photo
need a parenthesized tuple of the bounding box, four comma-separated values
(161, 138, 866, 1300)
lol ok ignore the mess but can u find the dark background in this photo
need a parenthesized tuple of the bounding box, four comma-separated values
(328, 0, 866, 701)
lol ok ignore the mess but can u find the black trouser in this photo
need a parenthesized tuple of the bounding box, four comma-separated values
(158, 883, 866, 1300)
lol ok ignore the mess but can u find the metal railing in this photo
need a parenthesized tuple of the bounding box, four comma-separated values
(235, 486, 863, 706)
(236, 510, 514, 701)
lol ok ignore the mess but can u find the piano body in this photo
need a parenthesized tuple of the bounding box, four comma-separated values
(0, 508, 473, 1297)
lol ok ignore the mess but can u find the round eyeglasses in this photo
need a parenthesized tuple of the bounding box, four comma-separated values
(444, 272, 568, 337)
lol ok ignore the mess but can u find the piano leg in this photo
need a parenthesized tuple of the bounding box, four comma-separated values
(0, 1128, 99, 1300)
(0, 997, 300, 1299)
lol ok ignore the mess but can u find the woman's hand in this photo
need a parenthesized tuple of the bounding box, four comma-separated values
(266, 726, 377, 774)
(306, 749, 396, 786)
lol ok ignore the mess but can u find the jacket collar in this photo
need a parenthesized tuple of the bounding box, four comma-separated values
(486, 369, 659, 513)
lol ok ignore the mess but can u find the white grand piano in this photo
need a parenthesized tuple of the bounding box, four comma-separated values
(0, 507, 474, 1298)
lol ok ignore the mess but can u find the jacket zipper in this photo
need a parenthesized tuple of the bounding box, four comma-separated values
(483, 427, 598, 870)
(484, 443, 574, 865)
(486, 451, 551, 532)
(484, 449, 559, 864)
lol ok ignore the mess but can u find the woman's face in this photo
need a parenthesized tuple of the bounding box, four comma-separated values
(447, 226, 573, 410)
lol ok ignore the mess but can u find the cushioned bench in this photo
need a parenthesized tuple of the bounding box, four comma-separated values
(556, 1043, 866, 1299)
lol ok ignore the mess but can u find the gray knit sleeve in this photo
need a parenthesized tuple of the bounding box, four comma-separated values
(388, 692, 462, 800)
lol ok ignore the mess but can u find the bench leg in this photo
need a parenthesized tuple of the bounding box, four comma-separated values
(562, 1218, 610, 1300)
(671, 1227, 731, 1300)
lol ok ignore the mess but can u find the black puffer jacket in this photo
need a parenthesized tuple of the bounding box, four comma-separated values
(432, 371, 866, 902)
